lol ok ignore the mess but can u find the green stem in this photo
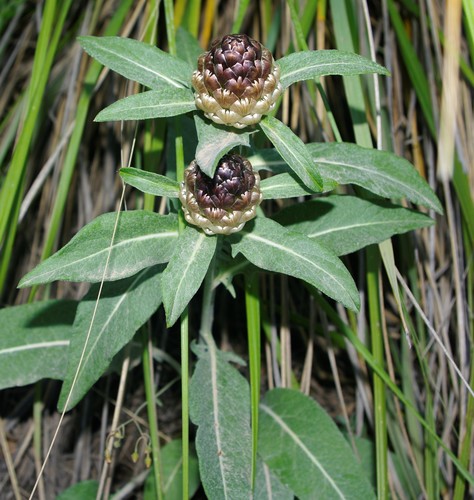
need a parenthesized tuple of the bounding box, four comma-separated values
(199, 242, 219, 348)
(180, 309, 190, 499)
(174, 127, 189, 496)
(170, 56, 188, 493)
(142, 328, 163, 499)
(143, 0, 163, 213)
(33, 384, 45, 499)
(366, 247, 388, 499)
(175, 144, 189, 496)
(245, 271, 261, 490)
(168, 1, 186, 488)
(164, 0, 176, 56)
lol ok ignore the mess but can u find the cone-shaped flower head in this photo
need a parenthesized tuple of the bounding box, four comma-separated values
(192, 34, 282, 129)
(179, 154, 263, 235)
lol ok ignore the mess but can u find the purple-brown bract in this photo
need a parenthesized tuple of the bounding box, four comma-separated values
(179, 154, 263, 234)
(192, 34, 282, 128)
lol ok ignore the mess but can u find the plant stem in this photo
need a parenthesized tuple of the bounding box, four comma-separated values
(366, 248, 388, 499)
(33, 384, 45, 499)
(163, 0, 176, 56)
(180, 308, 190, 499)
(141, 328, 163, 499)
(245, 271, 261, 490)
(199, 241, 219, 348)
(142, 0, 163, 213)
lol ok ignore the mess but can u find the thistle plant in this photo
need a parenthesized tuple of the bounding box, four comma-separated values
(180, 153, 262, 234)
(192, 34, 282, 128)
(10, 29, 446, 499)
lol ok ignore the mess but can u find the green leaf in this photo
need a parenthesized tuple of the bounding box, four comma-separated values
(95, 88, 196, 122)
(120, 168, 180, 198)
(273, 195, 435, 255)
(176, 27, 203, 67)
(278, 50, 389, 89)
(230, 217, 359, 311)
(58, 266, 163, 411)
(189, 343, 252, 499)
(78, 36, 193, 89)
(261, 172, 336, 199)
(19, 211, 179, 286)
(57, 480, 99, 500)
(194, 114, 253, 177)
(307, 142, 443, 213)
(254, 459, 294, 499)
(144, 440, 200, 500)
(259, 116, 322, 192)
(248, 148, 298, 174)
(162, 440, 200, 499)
(0, 300, 76, 390)
(161, 226, 217, 326)
(251, 144, 443, 213)
(259, 388, 376, 499)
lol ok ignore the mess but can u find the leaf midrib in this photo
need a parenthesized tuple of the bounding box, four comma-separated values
(281, 59, 358, 83)
(318, 157, 437, 209)
(21, 230, 178, 285)
(261, 119, 318, 188)
(0, 340, 70, 355)
(75, 268, 148, 385)
(209, 344, 229, 498)
(245, 232, 354, 308)
(88, 42, 187, 89)
(305, 217, 430, 239)
(108, 100, 195, 111)
(260, 403, 346, 499)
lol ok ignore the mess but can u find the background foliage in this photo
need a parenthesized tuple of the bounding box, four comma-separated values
(0, 0, 473, 498)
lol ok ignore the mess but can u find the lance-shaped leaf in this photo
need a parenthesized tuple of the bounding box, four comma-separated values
(176, 26, 204, 66)
(307, 142, 443, 213)
(57, 481, 99, 499)
(95, 88, 196, 122)
(278, 50, 389, 89)
(0, 300, 76, 390)
(19, 212, 178, 286)
(58, 266, 163, 411)
(120, 168, 180, 198)
(273, 195, 435, 255)
(250, 144, 443, 213)
(249, 148, 300, 174)
(194, 114, 253, 177)
(254, 459, 294, 500)
(161, 226, 217, 326)
(259, 389, 376, 499)
(260, 116, 322, 191)
(230, 217, 359, 311)
(144, 439, 200, 499)
(261, 172, 337, 199)
(78, 36, 193, 89)
(190, 343, 252, 499)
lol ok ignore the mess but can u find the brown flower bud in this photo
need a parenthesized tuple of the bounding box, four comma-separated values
(192, 34, 282, 129)
(179, 154, 262, 235)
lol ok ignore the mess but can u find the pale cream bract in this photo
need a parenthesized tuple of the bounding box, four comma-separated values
(179, 154, 263, 235)
(192, 34, 282, 129)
